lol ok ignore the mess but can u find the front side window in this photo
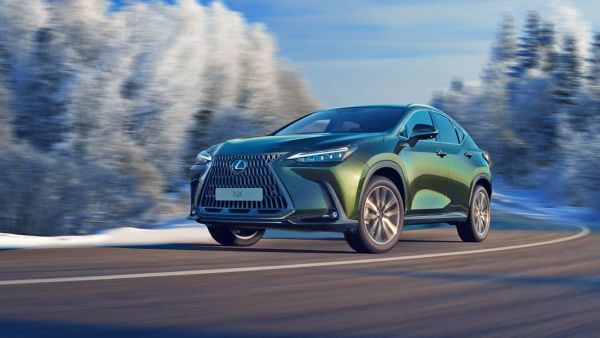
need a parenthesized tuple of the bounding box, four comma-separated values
(432, 113, 459, 144)
(276, 107, 407, 135)
(402, 110, 434, 138)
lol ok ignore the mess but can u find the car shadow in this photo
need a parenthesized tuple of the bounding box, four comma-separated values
(106, 236, 464, 254)
(106, 242, 356, 255)
(399, 239, 462, 243)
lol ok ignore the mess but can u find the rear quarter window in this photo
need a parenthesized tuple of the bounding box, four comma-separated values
(432, 113, 460, 144)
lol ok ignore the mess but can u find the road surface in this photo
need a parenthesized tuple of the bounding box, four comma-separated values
(0, 225, 597, 337)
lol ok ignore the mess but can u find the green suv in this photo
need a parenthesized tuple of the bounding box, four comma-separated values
(190, 104, 492, 253)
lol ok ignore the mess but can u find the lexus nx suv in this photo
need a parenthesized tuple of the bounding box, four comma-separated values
(189, 104, 492, 253)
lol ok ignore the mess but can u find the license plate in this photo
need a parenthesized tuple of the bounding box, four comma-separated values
(215, 188, 263, 201)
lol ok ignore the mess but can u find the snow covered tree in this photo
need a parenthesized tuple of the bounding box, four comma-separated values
(12, 27, 70, 151)
(587, 33, 600, 96)
(0, 41, 11, 143)
(276, 65, 319, 123)
(552, 35, 582, 107)
(0, 0, 319, 234)
(539, 22, 559, 74)
(483, 14, 517, 83)
(510, 12, 543, 78)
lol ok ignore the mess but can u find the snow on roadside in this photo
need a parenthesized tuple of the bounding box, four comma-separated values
(492, 180, 600, 228)
(0, 221, 212, 249)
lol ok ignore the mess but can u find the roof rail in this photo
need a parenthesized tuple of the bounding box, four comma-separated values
(407, 103, 437, 110)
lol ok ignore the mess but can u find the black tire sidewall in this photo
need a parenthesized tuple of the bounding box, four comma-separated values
(207, 226, 265, 246)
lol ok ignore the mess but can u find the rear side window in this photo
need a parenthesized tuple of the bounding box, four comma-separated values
(455, 124, 465, 143)
(432, 113, 459, 144)
(403, 110, 434, 138)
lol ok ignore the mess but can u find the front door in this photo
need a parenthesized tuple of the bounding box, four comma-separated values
(400, 110, 449, 215)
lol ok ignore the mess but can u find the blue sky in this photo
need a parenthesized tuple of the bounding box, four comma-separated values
(113, 0, 600, 108)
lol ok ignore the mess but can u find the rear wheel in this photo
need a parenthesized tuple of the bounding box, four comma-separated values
(456, 185, 490, 242)
(345, 176, 404, 253)
(207, 226, 265, 247)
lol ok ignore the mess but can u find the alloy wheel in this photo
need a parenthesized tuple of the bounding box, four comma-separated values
(473, 190, 490, 235)
(363, 186, 401, 245)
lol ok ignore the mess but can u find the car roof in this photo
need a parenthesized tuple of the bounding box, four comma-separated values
(318, 104, 408, 111)
(319, 104, 442, 111)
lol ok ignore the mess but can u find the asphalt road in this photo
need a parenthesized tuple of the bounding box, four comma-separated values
(0, 225, 597, 337)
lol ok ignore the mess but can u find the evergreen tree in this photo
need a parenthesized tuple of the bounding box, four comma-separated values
(539, 22, 558, 74)
(587, 32, 600, 97)
(510, 12, 542, 78)
(0, 39, 12, 143)
(482, 14, 517, 83)
(493, 14, 517, 63)
(552, 35, 582, 107)
(12, 28, 68, 151)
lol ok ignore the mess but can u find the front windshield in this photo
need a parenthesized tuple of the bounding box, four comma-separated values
(275, 106, 407, 135)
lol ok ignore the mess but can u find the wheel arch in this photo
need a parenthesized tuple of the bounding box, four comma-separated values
(359, 161, 407, 211)
(470, 174, 492, 205)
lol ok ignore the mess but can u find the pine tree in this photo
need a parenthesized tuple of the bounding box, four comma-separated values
(539, 22, 558, 74)
(0, 39, 12, 143)
(587, 32, 600, 97)
(12, 28, 68, 151)
(493, 14, 517, 63)
(510, 12, 542, 78)
(553, 35, 582, 107)
(482, 14, 517, 82)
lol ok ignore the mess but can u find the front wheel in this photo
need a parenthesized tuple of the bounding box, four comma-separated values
(207, 226, 265, 247)
(345, 176, 404, 253)
(456, 185, 491, 242)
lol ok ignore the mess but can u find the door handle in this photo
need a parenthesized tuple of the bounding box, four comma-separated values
(436, 150, 447, 158)
(464, 151, 473, 159)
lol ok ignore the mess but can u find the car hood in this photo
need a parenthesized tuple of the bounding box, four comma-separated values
(215, 133, 384, 156)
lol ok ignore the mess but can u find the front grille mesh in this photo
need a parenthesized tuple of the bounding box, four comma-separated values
(199, 154, 288, 211)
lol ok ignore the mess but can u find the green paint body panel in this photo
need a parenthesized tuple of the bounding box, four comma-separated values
(190, 104, 492, 231)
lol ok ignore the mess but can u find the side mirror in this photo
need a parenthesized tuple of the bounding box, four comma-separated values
(409, 124, 438, 147)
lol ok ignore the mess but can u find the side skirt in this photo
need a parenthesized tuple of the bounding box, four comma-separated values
(404, 212, 468, 225)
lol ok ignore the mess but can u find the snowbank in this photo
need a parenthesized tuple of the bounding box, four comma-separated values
(493, 180, 600, 228)
(0, 221, 212, 249)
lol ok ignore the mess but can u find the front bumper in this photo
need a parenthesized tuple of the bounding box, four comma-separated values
(189, 154, 363, 232)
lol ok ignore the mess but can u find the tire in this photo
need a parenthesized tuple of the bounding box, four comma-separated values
(344, 176, 404, 253)
(207, 226, 265, 247)
(456, 185, 491, 242)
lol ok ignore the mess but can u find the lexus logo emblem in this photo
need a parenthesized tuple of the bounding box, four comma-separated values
(231, 159, 248, 173)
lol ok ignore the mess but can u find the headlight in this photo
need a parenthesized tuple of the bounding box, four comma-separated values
(194, 150, 212, 165)
(288, 146, 355, 163)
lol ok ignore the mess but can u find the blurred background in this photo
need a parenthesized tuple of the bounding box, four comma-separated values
(0, 0, 599, 236)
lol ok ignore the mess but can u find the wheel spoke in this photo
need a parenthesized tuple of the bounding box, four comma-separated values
(368, 220, 377, 236)
(384, 210, 399, 218)
(379, 188, 386, 209)
(382, 218, 396, 239)
(383, 199, 398, 213)
(366, 198, 378, 213)
(375, 220, 382, 242)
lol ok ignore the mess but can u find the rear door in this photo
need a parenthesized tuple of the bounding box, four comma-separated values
(400, 110, 449, 215)
(430, 113, 471, 216)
